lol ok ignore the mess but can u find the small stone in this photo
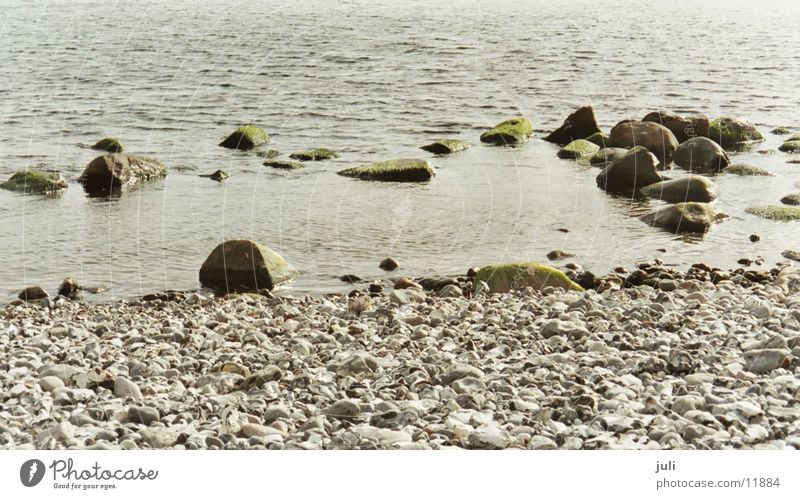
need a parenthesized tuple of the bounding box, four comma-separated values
(438, 284, 462, 298)
(379, 258, 399, 271)
(743, 349, 790, 373)
(393, 277, 422, 290)
(389, 289, 426, 305)
(547, 250, 575, 261)
(263, 405, 291, 424)
(324, 399, 361, 419)
(39, 376, 65, 392)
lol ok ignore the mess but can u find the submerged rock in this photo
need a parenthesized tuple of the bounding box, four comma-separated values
(78, 154, 166, 193)
(379, 257, 399, 271)
(673, 137, 730, 172)
(596, 146, 662, 192)
(338, 158, 435, 182)
(219, 125, 269, 150)
(642, 202, 721, 233)
(18, 286, 49, 301)
(589, 148, 628, 167)
(781, 194, 800, 206)
(640, 176, 717, 203)
(199, 239, 299, 293)
(57, 277, 80, 298)
(642, 111, 709, 143)
(609, 120, 679, 163)
(199, 170, 229, 181)
(771, 127, 791, 135)
(543, 106, 601, 145)
(585, 131, 610, 148)
(289, 148, 338, 161)
(473, 263, 583, 293)
(91, 137, 124, 153)
(0, 171, 68, 195)
(255, 149, 280, 159)
(745, 206, 800, 221)
(708, 116, 764, 147)
(724, 164, 773, 176)
(557, 139, 600, 159)
(480, 117, 533, 145)
(264, 160, 305, 170)
(420, 139, 471, 155)
(778, 140, 800, 153)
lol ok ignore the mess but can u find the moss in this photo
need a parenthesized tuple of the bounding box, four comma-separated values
(708, 117, 764, 147)
(289, 148, 338, 161)
(91, 137, 124, 153)
(480, 117, 533, 146)
(585, 132, 609, 147)
(420, 139, 471, 155)
(219, 125, 269, 150)
(745, 206, 800, 221)
(255, 149, 280, 159)
(778, 140, 800, 153)
(338, 158, 436, 182)
(771, 127, 790, 135)
(589, 147, 627, 166)
(0, 170, 68, 194)
(473, 263, 583, 293)
(263, 160, 305, 170)
(723, 164, 773, 176)
(557, 139, 600, 159)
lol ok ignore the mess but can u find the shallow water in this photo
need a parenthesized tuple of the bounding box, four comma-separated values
(1, 0, 800, 301)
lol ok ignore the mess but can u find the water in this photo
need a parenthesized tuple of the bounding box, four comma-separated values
(1, 0, 799, 301)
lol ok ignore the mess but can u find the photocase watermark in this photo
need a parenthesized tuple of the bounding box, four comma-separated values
(18, 458, 159, 491)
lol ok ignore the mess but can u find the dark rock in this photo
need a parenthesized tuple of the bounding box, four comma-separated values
(368, 283, 383, 294)
(338, 159, 435, 182)
(57, 277, 80, 298)
(673, 137, 730, 172)
(127, 406, 160, 426)
(596, 146, 662, 193)
(199, 239, 298, 293)
(642, 202, 722, 233)
(339, 274, 362, 283)
(91, 137, 124, 153)
(418, 277, 458, 291)
(200, 170, 229, 181)
(608, 120, 679, 164)
(546, 250, 575, 261)
(289, 148, 338, 161)
(78, 154, 167, 193)
(750, 234, 760, 242)
(573, 271, 597, 289)
(642, 111, 709, 143)
(379, 257, 399, 271)
(781, 194, 800, 206)
(589, 148, 628, 167)
(708, 116, 764, 147)
(219, 125, 269, 150)
(263, 160, 304, 170)
(18, 286, 48, 301)
(544, 106, 601, 146)
(420, 139, 471, 155)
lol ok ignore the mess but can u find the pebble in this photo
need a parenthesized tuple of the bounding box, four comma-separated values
(39, 376, 65, 392)
(114, 377, 143, 401)
(127, 406, 161, 426)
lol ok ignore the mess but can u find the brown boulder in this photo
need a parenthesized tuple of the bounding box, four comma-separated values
(199, 239, 298, 293)
(544, 106, 601, 146)
(79, 154, 167, 193)
(609, 120, 679, 164)
(596, 146, 662, 193)
(642, 111, 709, 143)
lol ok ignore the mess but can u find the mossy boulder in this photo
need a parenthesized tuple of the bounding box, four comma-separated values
(745, 206, 800, 221)
(778, 140, 800, 153)
(557, 139, 600, 160)
(708, 117, 764, 147)
(585, 132, 610, 148)
(589, 148, 628, 167)
(289, 148, 338, 161)
(264, 160, 305, 170)
(642, 202, 721, 233)
(780, 193, 800, 206)
(420, 139, 471, 155)
(783, 133, 800, 142)
(480, 117, 533, 146)
(91, 137, 125, 153)
(642, 111, 709, 143)
(673, 137, 730, 172)
(771, 127, 791, 135)
(338, 158, 436, 182)
(543, 106, 601, 146)
(1, 171, 68, 195)
(219, 125, 269, 150)
(723, 164, 773, 176)
(609, 120, 679, 164)
(199, 239, 298, 293)
(255, 149, 280, 159)
(78, 154, 167, 193)
(596, 146, 662, 193)
(473, 263, 583, 293)
(640, 175, 717, 203)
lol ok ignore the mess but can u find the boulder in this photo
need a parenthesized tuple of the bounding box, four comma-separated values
(18, 286, 48, 301)
(557, 139, 600, 159)
(199, 239, 298, 293)
(745, 206, 800, 221)
(778, 140, 800, 153)
(640, 176, 717, 203)
(338, 158, 435, 182)
(91, 137, 124, 153)
(642, 111, 709, 143)
(589, 148, 628, 167)
(771, 127, 791, 135)
(200, 170, 229, 181)
(672, 137, 730, 172)
(255, 149, 280, 159)
(585, 132, 610, 148)
(219, 125, 269, 150)
(596, 146, 662, 192)
(642, 202, 721, 233)
(480, 117, 533, 145)
(609, 120, 679, 164)
(264, 160, 304, 170)
(724, 164, 773, 176)
(473, 263, 583, 293)
(420, 139, 471, 155)
(78, 154, 166, 193)
(543, 106, 601, 146)
(379, 257, 399, 271)
(780, 194, 800, 206)
(0, 171, 67, 195)
(57, 277, 80, 298)
(289, 148, 338, 161)
(708, 116, 764, 147)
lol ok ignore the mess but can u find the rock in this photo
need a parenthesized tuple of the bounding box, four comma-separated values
(337, 158, 436, 182)
(42, 421, 75, 443)
(255, 149, 280, 158)
(469, 423, 511, 449)
(745, 206, 800, 221)
(57, 277, 80, 298)
(240, 367, 282, 390)
(379, 257, 399, 271)
(642, 111, 709, 143)
(339, 274, 361, 283)
(438, 284, 462, 298)
(724, 164, 773, 176)
(91, 137, 124, 153)
(389, 288, 426, 305)
(1, 170, 68, 195)
(596, 146, 662, 192)
(127, 406, 160, 426)
(782, 250, 800, 262)
(781, 194, 800, 206)
(140, 427, 177, 448)
(78, 154, 167, 193)
(642, 202, 721, 233)
(608, 120, 679, 163)
(708, 116, 764, 147)
(219, 125, 269, 150)
(420, 139, 471, 155)
(263, 160, 304, 170)
(393, 277, 422, 290)
(546, 250, 574, 260)
(778, 140, 800, 153)
(263, 405, 291, 424)
(39, 376, 65, 392)
(640, 176, 717, 203)
(750, 234, 761, 242)
(289, 148, 338, 161)
(480, 117, 533, 145)
(543, 106, 601, 145)
(199, 169, 229, 181)
(199, 239, 298, 293)
(743, 349, 790, 373)
(557, 139, 600, 159)
(673, 137, 730, 172)
(114, 377, 143, 401)
(589, 148, 628, 167)
(324, 399, 361, 419)
(541, 319, 588, 339)
(771, 127, 791, 135)
(585, 131, 610, 148)
(39, 364, 79, 383)
(473, 262, 583, 293)
(18, 286, 48, 301)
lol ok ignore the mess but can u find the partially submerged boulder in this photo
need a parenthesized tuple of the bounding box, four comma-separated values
(91, 137, 124, 153)
(609, 120, 679, 164)
(745, 206, 800, 221)
(199, 239, 298, 293)
(480, 117, 533, 146)
(219, 125, 269, 150)
(289, 148, 338, 161)
(708, 116, 764, 147)
(640, 175, 717, 203)
(1, 171, 68, 195)
(557, 139, 599, 160)
(199, 170, 229, 181)
(778, 140, 800, 153)
(78, 154, 166, 193)
(673, 137, 730, 172)
(642, 202, 721, 233)
(780, 193, 800, 206)
(473, 263, 583, 293)
(585, 132, 610, 148)
(724, 164, 773, 176)
(589, 148, 628, 167)
(596, 146, 662, 192)
(18, 286, 48, 301)
(58, 277, 80, 298)
(420, 139, 471, 155)
(264, 160, 305, 170)
(642, 111, 709, 143)
(338, 158, 435, 182)
(543, 106, 601, 146)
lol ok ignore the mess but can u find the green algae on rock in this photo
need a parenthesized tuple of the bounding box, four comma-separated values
(219, 125, 269, 150)
(91, 137, 125, 153)
(0, 170, 68, 195)
(723, 164, 773, 176)
(255, 149, 280, 159)
(589, 147, 628, 167)
(199, 239, 299, 293)
(289, 148, 338, 161)
(79, 154, 167, 193)
(557, 139, 600, 160)
(585, 132, 610, 148)
(473, 263, 583, 293)
(420, 139, 471, 155)
(337, 158, 436, 182)
(199, 169, 229, 181)
(780, 193, 800, 206)
(708, 116, 764, 147)
(264, 160, 305, 170)
(778, 140, 800, 153)
(480, 117, 533, 146)
(642, 202, 721, 233)
(745, 206, 800, 221)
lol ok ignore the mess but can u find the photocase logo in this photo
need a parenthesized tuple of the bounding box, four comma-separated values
(20, 459, 45, 487)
